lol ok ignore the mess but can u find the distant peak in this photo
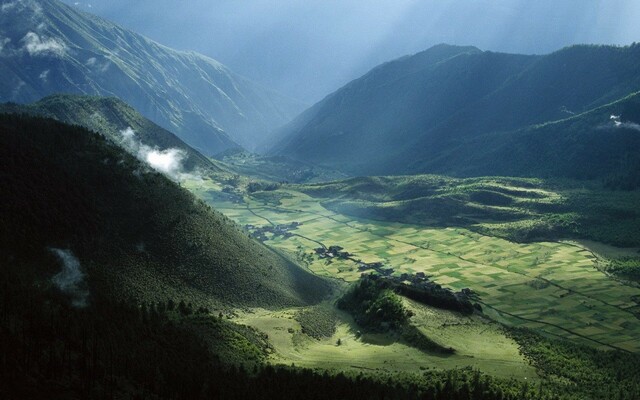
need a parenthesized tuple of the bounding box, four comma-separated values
(427, 43, 481, 52)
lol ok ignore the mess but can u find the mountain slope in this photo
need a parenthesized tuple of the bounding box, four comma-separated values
(0, 94, 225, 173)
(0, 0, 303, 153)
(270, 43, 640, 178)
(409, 91, 640, 185)
(0, 112, 331, 309)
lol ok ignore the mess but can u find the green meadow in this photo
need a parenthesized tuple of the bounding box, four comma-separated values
(185, 177, 640, 360)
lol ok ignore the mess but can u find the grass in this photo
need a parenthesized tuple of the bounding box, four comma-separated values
(296, 175, 640, 247)
(184, 177, 640, 354)
(233, 302, 535, 380)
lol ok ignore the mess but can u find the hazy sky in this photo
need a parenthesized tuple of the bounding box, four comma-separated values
(63, 0, 640, 103)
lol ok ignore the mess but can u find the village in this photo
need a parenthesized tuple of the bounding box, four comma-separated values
(313, 244, 476, 309)
(245, 222, 302, 242)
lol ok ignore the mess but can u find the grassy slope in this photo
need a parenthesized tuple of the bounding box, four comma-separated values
(296, 175, 640, 247)
(0, 113, 331, 309)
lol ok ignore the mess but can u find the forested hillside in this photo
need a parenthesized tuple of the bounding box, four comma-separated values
(271, 44, 640, 181)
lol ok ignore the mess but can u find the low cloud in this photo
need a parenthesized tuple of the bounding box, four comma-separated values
(616, 122, 640, 132)
(11, 80, 25, 99)
(49, 248, 89, 308)
(0, 37, 10, 54)
(39, 69, 49, 82)
(119, 127, 201, 181)
(22, 31, 67, 57)
(1, 1, 18, 12)
(602, 115, 640, 132)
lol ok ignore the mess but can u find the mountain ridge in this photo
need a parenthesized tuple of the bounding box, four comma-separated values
(269, 43, 640, 180)
(0, 0, 304, 154)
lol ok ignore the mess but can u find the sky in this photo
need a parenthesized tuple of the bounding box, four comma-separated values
(63, 0, 640, 104)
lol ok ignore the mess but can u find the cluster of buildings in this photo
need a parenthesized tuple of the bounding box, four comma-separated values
(314, 245, 352, 260)
(245, 222, 301, 242)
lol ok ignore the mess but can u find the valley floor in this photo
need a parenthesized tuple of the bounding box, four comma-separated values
(184, 177, 640, 373)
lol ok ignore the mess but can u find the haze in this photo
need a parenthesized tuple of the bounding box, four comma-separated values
(64, 0, 640, 103)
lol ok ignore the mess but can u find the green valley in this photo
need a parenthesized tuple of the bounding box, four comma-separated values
(182, 172, 640, 356)
(3, 1, 640, 398)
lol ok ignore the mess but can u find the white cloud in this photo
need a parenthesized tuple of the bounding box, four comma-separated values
(11, 80, 25, 99)
(0, 37, 10, 54)
(119, 127, 200, 181)
(85, 56, 96, 66)
(39, 69, 49, 82)
(146, 148, 185, 175)
(49, 248, 89, 308)
(603, 115, 640, 132)
(21, 31, 67, 56)
(1, 1, 17, 12)
(616, 121, 640, 132)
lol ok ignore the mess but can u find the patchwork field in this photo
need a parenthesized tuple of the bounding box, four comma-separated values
(185, 178, 640, 355)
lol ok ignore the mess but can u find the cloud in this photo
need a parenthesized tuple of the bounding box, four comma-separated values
(616, 122, 640, 132)
(21, 31, 67, 56)
(11, 80, 25, 99)
(85, 57, 96, 66)
(49, 248, 89, 308)
(0, 37, 9, 54)
(119, 127, 201, 181)
(39, 69, 49, 82)
(602, 115, 640, 132)
(1, 1, 17, 12)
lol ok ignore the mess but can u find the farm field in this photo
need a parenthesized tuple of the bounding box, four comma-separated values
(184, 178, 640, 355)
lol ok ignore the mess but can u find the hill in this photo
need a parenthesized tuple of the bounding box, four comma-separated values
(0, 94, 225, 173)
(0, 0, 303, 154)
(270, 43, 640, 181)
(0, 112, 331, 309)
(296, 174, 640, 247)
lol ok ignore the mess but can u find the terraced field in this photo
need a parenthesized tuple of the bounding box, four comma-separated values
(185, 178, 640, 354)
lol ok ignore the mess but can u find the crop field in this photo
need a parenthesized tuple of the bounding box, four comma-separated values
(185, 178, 640, 354)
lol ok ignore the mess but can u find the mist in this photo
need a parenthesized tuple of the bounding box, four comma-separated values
(119, 127, 202, 181)
(49, 247, 89, 308)
(610, 115, 640, 132)
(62, 0, 640, 103)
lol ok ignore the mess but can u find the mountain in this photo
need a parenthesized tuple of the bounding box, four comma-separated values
(270, 43, 640, 179)
(411, 91, 640, 186)
(0, 112, 331, 309)
(0, 0, 303, 154)
(0, 94, 225, 173)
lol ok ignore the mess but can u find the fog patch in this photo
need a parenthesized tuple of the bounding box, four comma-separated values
(22, 31, 67, 57)
(11, 80, 25, 99)
(0, 1, 18, 12)
(0, 37, 10, 54)
(49, 248, 89, 308)
(39, 69, 49, 82)
(608, 115, 640, 132)
(119, 127, 202, 181)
